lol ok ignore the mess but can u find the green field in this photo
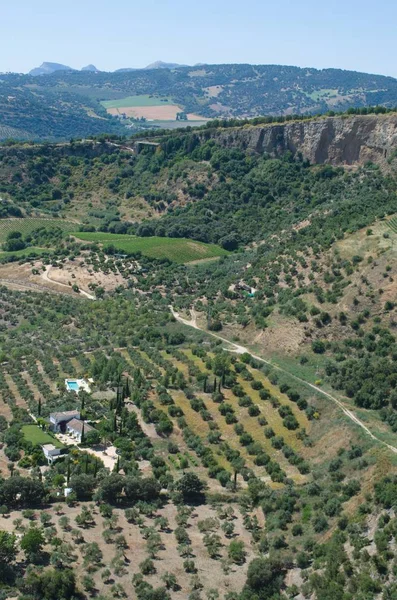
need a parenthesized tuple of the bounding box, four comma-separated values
(22, 425, 64, 448)
(101, 95, 172, 109)
(0, 218, 78, 244)
(73, 232, 229, 263)
(0, 246, 50, 258)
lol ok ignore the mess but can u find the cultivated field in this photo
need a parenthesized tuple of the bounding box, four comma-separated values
(0, 218, 77, 244)
(102, 94, 205, 121)
(101, 95, 174, 109)
(0, 246, 49, 258)
(73, 232, 229, 263)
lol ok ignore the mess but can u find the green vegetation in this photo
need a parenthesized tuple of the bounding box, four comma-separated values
(21, 425, 64, 448)
(0, 246, 49, 258)
(74, 232, 228, 263)
(101, 95, 173, 109)
(0, 218, 76, 244)
(0, 117, 397, 599)
(2, 65, 397, 139)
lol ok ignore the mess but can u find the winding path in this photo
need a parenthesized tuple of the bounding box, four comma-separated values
(41, 266, 95, 300)
(170, 306, 397, 455)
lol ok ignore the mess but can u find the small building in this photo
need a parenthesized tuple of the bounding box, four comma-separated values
(64, 487, 73, 498)
(66, 418, 94, 443)
(49, 410, 80, 433)
(42, 444, 62, 464)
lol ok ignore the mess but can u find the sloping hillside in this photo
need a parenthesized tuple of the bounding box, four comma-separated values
(2, 63, 397, 139)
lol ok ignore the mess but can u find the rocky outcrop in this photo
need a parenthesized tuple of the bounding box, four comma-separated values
(204, 114, 397, 166)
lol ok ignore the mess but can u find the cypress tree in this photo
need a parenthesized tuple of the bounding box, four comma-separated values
(124, 377, 130, 399)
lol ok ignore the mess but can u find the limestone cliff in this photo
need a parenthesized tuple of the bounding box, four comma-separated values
(202, 114, 397, 166)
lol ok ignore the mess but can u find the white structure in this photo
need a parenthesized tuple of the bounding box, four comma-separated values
(66, 418, 94, 443)
(49, 410, 80, 433)
(42, 444, 62, 464)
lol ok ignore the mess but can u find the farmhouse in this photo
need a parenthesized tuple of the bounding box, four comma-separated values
(42, 444, 62, 464)
(50, 410, 80, 433)
(66, 418, 94, 442)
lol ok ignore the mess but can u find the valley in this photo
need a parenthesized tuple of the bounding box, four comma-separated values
(1, 113, 397, 600)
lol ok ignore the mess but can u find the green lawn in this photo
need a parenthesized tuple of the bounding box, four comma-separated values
(0, 218, 77, 244)
(73, 232, 229, 264)
(22, 425, 64, 448)
(101, 95, 172, 109)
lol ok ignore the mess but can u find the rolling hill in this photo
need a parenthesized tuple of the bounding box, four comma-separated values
(2, 63, 397, 140)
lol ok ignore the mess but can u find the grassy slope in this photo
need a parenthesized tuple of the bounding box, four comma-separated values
(0, 247, 50, 258)
(0, 218, 77, 243)
(101, 95, 172, 108)
(73, 232, 229, 263)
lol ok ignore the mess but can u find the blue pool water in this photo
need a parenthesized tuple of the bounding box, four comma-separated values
(66, 380, 80, 392)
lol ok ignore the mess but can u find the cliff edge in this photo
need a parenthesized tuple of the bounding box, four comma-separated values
(205, 114, 397, 166)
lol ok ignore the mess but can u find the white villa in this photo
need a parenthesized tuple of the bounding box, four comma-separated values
(49, 409, 95, 443)
(66, 418, 94, 443)
(42, 444, 62, 464)
(49, 410, 80, 433)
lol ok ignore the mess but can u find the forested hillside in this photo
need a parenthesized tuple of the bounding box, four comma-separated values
(2, 63, 397, 139)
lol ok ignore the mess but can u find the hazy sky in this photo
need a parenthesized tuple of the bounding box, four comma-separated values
(2, 0, 396, 77)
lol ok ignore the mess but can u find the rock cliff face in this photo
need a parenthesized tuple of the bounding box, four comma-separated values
(204, 114, 397, 166)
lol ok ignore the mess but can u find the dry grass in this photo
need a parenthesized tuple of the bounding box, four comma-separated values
(4, 373, 28, 409)
(1, 501, 256, 598)
(21, 370, 43, 401)
(36, 360, 58, 394)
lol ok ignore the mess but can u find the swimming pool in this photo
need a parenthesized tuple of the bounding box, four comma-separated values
(66, 380, 80, 392)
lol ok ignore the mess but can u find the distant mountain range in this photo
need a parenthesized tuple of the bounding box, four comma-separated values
(2, 62, 397, 141)
(28, 60, 188, 76)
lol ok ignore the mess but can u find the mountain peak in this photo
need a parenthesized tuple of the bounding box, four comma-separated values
(81, 64, 100, 72)
(29, 62, 75, 76)
(144, 61, 187, 70)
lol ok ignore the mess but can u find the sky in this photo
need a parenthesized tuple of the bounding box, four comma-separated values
(2, 0, 396, 77)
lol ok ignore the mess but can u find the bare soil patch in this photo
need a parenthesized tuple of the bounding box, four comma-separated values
(108, 105, 206, 121)
(3, 500, 255, 599)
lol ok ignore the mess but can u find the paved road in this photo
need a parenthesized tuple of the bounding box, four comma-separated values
(170, 306, 397, 454)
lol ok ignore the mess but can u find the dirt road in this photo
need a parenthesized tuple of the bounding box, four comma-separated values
(42, 266, 95, 300)
(170, 307, 397, 455)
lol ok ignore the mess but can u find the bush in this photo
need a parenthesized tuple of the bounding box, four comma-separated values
(312, 340, 326, 354)
(228, 540, 246, 564)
